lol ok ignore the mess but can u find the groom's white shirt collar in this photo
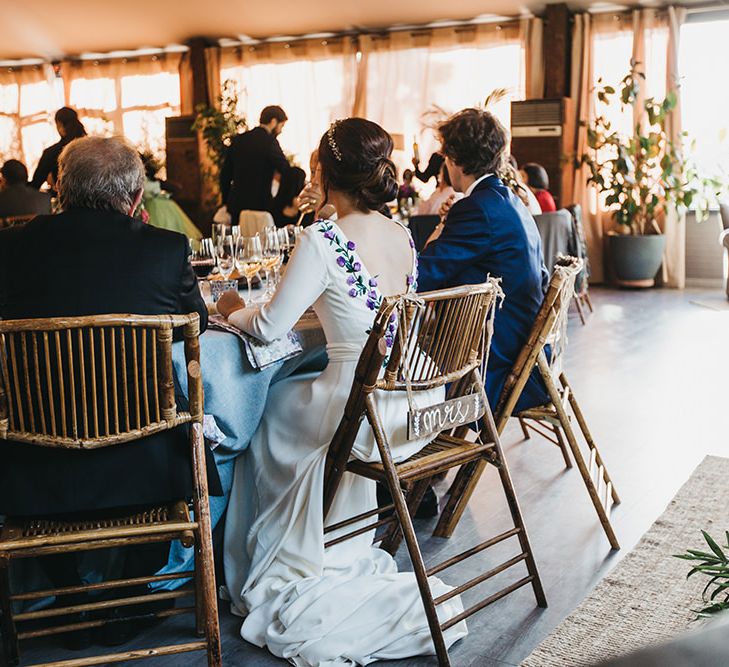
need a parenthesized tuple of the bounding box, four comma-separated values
(465, 173, 493, 198)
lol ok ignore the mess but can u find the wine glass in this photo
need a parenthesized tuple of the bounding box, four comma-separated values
(277, 228, 292, 263)
(191, 238, 216, 279)
(212, 223, 227, 248)
(217, 235, 236, 280)
(262, 228, 282, 296)
(237, 235, 263, 303)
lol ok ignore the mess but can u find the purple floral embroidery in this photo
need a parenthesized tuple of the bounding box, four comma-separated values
(369, 278, 378, 288)
(409, 237, 415, 249)
(317, 221, 370, 299)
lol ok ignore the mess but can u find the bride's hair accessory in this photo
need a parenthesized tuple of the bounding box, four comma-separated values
(327, 121, 343, 162)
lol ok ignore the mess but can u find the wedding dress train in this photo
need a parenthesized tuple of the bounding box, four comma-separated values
(224, 220, 468, 665)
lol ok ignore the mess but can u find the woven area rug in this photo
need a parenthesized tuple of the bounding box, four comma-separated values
(521, 455, 729, 666)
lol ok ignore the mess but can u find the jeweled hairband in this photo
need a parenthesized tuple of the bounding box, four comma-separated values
(327, 121, 343, 162)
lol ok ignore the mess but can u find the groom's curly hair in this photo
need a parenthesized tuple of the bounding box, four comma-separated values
(438, 108, 508, 176)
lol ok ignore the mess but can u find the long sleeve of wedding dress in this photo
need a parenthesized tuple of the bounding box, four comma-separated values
(228, 228, 329, 342)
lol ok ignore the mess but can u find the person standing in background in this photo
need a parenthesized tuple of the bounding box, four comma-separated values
(31, 107, 87, 190)
(219, 105, 290, 226)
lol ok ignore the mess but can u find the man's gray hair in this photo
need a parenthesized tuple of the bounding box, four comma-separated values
(57, 136, 144, 215)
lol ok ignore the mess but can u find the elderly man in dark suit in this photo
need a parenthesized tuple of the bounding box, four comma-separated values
(0, 159, 52, 218)
(0, 136, 216, 647)
(417, 107, 550, 414)
(219, 105, 290, 225)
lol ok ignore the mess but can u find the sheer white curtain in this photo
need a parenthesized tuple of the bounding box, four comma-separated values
(219, 39, 358, 173)
(0, 64, 64, 173)
(63, 53, 182, 158)
(361, 24, 525, 179)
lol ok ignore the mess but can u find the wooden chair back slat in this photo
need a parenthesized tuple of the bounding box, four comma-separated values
(0, 314, 200, 449)
(323, 281, 500, 517)
(87, 328, 99, 438)
(493, 256, 582, 431)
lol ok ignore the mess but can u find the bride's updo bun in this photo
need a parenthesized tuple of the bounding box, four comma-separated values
(318, 118, 398, 213)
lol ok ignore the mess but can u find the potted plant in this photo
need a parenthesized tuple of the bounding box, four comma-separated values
(192, 79, 247, 212)
(580, 62, 722, 286)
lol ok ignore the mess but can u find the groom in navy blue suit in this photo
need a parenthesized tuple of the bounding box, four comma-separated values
(417, 108, 550, 413)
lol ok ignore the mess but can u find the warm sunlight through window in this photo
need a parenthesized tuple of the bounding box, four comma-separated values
(680, 19, 729, 178)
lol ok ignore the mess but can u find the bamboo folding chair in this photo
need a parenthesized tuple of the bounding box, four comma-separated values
(322, 281, 546, 667)
(435, 257, 620, 551)
(0, 314, 221, 667)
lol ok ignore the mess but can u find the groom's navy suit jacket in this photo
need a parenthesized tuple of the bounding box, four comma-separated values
(417, 175, 550, 413)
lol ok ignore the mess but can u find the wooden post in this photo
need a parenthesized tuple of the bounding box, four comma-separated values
(544, 4, 572, 99)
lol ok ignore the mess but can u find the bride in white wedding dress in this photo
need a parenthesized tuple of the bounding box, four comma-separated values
(216, 119, 467, 666)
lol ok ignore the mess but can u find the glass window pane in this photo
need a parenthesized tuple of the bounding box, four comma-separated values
(121, 72, 180, 108)
(680, 20, 729, 176)
(0, 117, 19, 161)
(69, 78, 117, 112)
(122, 108, 174, 154)
(21, 122, 58, 175)
(19, 80, 59, 117)
(80, 117, 115, 136)
(0, 84, 19, 114)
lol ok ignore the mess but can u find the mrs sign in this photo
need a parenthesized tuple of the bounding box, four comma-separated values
(408, 391, 486, 439)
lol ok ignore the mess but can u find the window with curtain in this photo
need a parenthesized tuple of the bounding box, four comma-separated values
(220, 39, 358, 174)
(680, 18, 729, 177)
(0, 68, 64, 173)
(362, 26, 525, 180)
(66, 58, 181, 158)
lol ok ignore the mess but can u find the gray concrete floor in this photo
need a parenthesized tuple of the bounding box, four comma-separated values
(15, 287, 728, 666)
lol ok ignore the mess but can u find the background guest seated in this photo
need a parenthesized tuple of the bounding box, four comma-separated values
(417, 108, 550, 412)
(521, 162, 557, 213)
(0, 159, 52, 219)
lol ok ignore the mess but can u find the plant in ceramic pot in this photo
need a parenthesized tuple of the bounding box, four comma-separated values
(580, 62, 723, 286)
(192, 79, 247, 211)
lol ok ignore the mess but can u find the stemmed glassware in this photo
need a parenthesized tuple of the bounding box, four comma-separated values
(191, 238, 217, 279)
(236, 235, 263, 304)
(262, 228, 282, 296)
(217, 235, 236, 280)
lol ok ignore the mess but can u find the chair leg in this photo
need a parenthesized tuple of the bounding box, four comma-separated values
(0, 558, 19, 667)
(518, 417, 531, 440)
(583, 291, 594, 313)
(537, 355, 620, 550)
(382, 463, 451, 666)
(380, 478, 431, 556)
(573, 294, 587, 325)
(433, 459, 485, 539)
(551, 423, 573, 469)
(560, 373, 620, 506)
(190, 423, 222, 667)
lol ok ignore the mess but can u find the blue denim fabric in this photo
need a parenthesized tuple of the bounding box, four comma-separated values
(154, 327, 326, 589)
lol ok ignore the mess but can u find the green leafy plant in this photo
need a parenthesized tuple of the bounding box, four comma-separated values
(192, 79, 247, 208)
(674, 530, 729, 618)
(580, 61, 725, 235)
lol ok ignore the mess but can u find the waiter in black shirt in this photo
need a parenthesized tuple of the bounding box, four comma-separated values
(219, 105, 290, 226)
(31, 107, 87, 190)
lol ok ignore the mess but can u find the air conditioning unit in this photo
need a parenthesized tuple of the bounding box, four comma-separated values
(510, 98, 575, 208)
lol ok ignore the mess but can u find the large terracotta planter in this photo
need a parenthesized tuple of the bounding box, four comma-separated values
(608, 233, 665, 287)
